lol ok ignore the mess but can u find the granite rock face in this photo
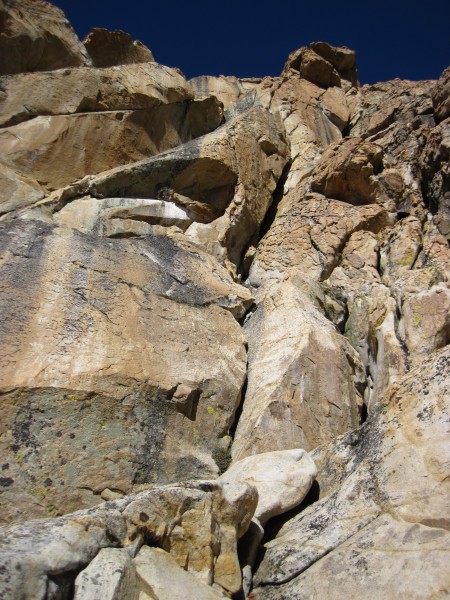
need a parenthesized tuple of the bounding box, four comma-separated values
(251, 348, 450, 600)
(0, 0, 91, 75)
(0, 2, 449, 598)
(83, 27, 155, 67)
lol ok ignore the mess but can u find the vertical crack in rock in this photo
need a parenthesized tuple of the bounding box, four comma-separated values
(0, 6, 449, 598)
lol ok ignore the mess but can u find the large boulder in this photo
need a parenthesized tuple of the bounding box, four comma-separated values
(0, 0, 91, 75)
(219, 449, 317, 524)
(84, 28, 155, 68)
(231, 280, 365, 461)
(0, 479, 258, 598)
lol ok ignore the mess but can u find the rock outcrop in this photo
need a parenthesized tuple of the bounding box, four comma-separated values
(0, 2, 449, 598)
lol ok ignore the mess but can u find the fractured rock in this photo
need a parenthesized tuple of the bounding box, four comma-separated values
(0, 479, 258, 598)
(311, 137, 384, 205)
(252, 347, 450, 599)
(134, 546, 227, 599)
(432, 66, 450, 121)
(231, 280, 365, 461)
(0, 61, 193, 127)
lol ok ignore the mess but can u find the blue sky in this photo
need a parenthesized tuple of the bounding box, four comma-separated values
(54, 0, 449, 84)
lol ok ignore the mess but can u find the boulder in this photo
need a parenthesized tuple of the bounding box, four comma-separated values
(133, 546, 227, 599)
(84, 28, 155, 68)
(0, 479, 258, 598)
(0, 0, 91, 75)
(231, 280, 365, 461)
(311, 137, 384, 205)
(310, 41, 358, 85)
(219, 449, 317, 524)
(283, 47, 341, 88)
(74, 548, 138, 600)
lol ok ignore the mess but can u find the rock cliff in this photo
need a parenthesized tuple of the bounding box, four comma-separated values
(0, 1, 449, 598)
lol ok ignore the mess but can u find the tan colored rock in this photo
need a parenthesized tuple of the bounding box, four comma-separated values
(380, 216, 423, 285)
(399, 283, 450, 355)
(122, 481, 257, 594)
(348, 79, 433, 220)
(283, 47, 341, 88)
(84, 28, 154, 68)
(0, 161, 44, 215)
(74, 548, 138, 600)
(190, 75, 259, 111)
(219, 449, 317, 524)
(231, 280, 365, 462)
(0, 97, 223, 190)
(310, 41, 358, 85)
(56, 197, 193, 235)
(0, 219, 252, 522)
(43, 104, 288, 270)
(0, 62, 193, 127)
(0, 479, 258, 599)
(311, 137, 384, 205)
(432, 65, 450, 120)
(134, 546, 226, 599)
(252, 347, 450, 599)
(249, 192, 388, 285)
(420, 118, 450, 240)
(0, 0, 91, 75)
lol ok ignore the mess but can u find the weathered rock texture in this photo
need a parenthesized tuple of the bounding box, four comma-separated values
(0, 2, 449, 598)
(252, 348, 450, 599)
(83, 28, 155, 67)
(0, 0, 91, 75)
(0, 479, 257, 598)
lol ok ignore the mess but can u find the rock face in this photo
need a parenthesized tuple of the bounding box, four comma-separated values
(83, 28, 155, 67)
(251, 348, 450, 599)
(0, 0, 91, 75)
(0, 219, 252, 521)
(0, 2, 449, 598)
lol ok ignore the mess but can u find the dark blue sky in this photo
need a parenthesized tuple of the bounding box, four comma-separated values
(54, 0, 449, 84)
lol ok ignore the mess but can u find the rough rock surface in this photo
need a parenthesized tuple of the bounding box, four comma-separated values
(0, 97, 223, 189)
(0, 479, 258, 598)
(252, 348, 450, 599)
(0, 219, 252, 521)
(0, 0, 91, 75)
(84, 28, 155, 68)
(0, 61, 193, 127)
(0, 2, 449, 597)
